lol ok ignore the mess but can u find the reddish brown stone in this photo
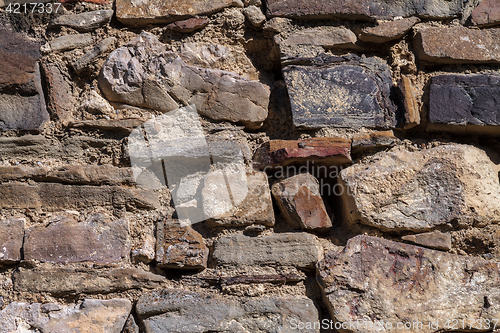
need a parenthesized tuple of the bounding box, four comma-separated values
(253, 137, 351, 170)
(156, 220, 209, 270)
(272, 173, 332, 230)
(166, 17, 209, 33)
(399, 75, 420, 128)
(0, 218, 24, 264)
(41, 62, 75, 124)
(402, 230, 452, 251)
(414, 27, 500, 63)
(24, 215, 130, 264)
(359, 17, 420, 43)
(471, 0, 500, 27)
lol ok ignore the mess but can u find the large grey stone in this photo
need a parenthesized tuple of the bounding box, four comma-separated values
(0, 298, 131, 333)
(213, 233, 322, 269)
(282, 54, 398, 130)
(49, 10, 113, 32)
(317, 235, 500, 333)
(46, 33, 94, 53)
(137, 289, 319, 333)
(99, 32, 269, 129)
(339, 144, 500, 231)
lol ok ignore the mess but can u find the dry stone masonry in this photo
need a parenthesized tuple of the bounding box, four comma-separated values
(1, 0, 500, 331)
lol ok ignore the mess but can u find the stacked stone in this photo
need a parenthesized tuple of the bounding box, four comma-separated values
(1, 0, 500, 331)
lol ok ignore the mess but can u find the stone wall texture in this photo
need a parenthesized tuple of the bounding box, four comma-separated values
(1, 0, 500, 332)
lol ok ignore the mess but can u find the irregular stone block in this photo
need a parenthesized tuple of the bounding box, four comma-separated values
(13, 267, 165, 294)
(402, 230, 452, 251)
(116, 0, 243, 27)
(272, 173, 332, 230)
(414, 27, 500, 63)
(254, 137, 351, 170)
(99, 32, 269, 129)
(265, 0, 462, 20)
(399, 75, 420, 129)
(339, 144, 500, 231)
(471, 0, 500, 27)
(0, 218, 24, 264)
(0, 298, 131, 333)
(24, 215, 130, 264)
(282, 55, 399, 130)
(243, 5, 266, 27)
(205, 170, 275, 227)
(213, 233, 322, 269)
(0, 182, 159, 210)
(49, 9, 113, 32)
(351, 130, 400, 154)
(0, 90, 49, 131)
(78, 89, 115, 116)
(137, 289, 319, 333)
(41, 62, 75, 124)
(69, 118, 145, 134)
(359, 17, 420, 43)
(72, 37, 116, 73)
(317, 235, 500, 333)
(166, 17, 209, 33)
(156, 220, 209, 270)
(46, 33, 94, 53)
(427, 74, 500, 136)
(283, 27, 357, 48)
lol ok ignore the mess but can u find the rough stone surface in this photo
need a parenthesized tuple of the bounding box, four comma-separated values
(351, 130, 400, 153)
(339, 144, 500, 231)
(0, 218, 24, 264)
(399, 75, 420, 129)
(69, 118, 145, 134)
(47, 33, 94, 53)
(0, 88, 49, 131)
(13, 268, 165, 294)
(272, 173, 332, 230)
(0, 298, 131, 333)
(24, 215, 130, 264)
(137, 289, 319, 333)
(414, 27, 500, 63)
(284, 27, 357, 48)
(427, 74, 500, 136)
(72, 37, 116, 73)
(205, 170, 275, 227)
(41, 62, 75, 124)
(49, 10, 113, 32)
(116, 0, 243, 27)
(78, 89, 115, 116)
(166, 17, 209, 32)
(243, 5, 266, 27)
(402, 230, 452, 250)
(213, 233, 322, 269)
(359, 17, 420, 43)
(254, 137, 352, 170)
(265, 0, 462, 20)
(471, 0, 500, 27)
(99, 32, 269, 129)
(0, 182, 159, 210)
(156, 220, 209, 270)
(282, 55, 399, 129)
(317, 235, 500, 333)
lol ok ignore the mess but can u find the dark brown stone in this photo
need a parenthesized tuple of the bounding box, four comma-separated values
(265, 0, 462, 20)
(166, 17, 209, 33)
(24, 215, 130, 264)
(414, 27, 500, 64)
(471, 0, 500, 27)
(156, 220, 209, 270)
(254, 137, 351, 170)
(351, 130, 400, 153)
(359, 17, 420, 43)
(427, 74, 500, 136)
(41, 62, 75, 124)
(0, 218, 24, 264)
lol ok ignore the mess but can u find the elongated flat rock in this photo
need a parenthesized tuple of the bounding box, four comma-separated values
(359, 17, 420, 43)
(0, 218, 24, 264)
(49, 10, 113, 32)
(340, 144, 500, 231)
(318, 235, 500, 333)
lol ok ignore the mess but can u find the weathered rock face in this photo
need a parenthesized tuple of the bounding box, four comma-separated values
(359, 17, 420, 43)
(254, 137, 352, 170)
(427, 74, 500, 136)
(99, 32, 269, 129)
(116, 0, 243, 27)
(265, 0, 462, 20)
(244, 5, 266, 27)
(471, 0, 500, 27)
(414, 27, 500, 63)
(136, 289, 320, 333)
(340, 144, 500, 231)
(24, 215, 130, 264)
(0, 218, 24, 265)
(272, 173, 332, 230)
(213, 233, 322, 269)
(72, 37, 116, 73)
(351, 129, 400, 153)
(402, 230, 452, 251)
(399, 75, 420, 129)
(41, 62, 75, 124)
(317, 235, 500, 333)
(166, 17, 210, 32)
(0, 298, 131, 333)
(282, 55, 399, 130)
(156, 221, 209, 270)
(49, 10, 113, 32)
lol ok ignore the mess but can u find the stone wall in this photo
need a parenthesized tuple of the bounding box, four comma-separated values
(1, 0, 500, 332)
